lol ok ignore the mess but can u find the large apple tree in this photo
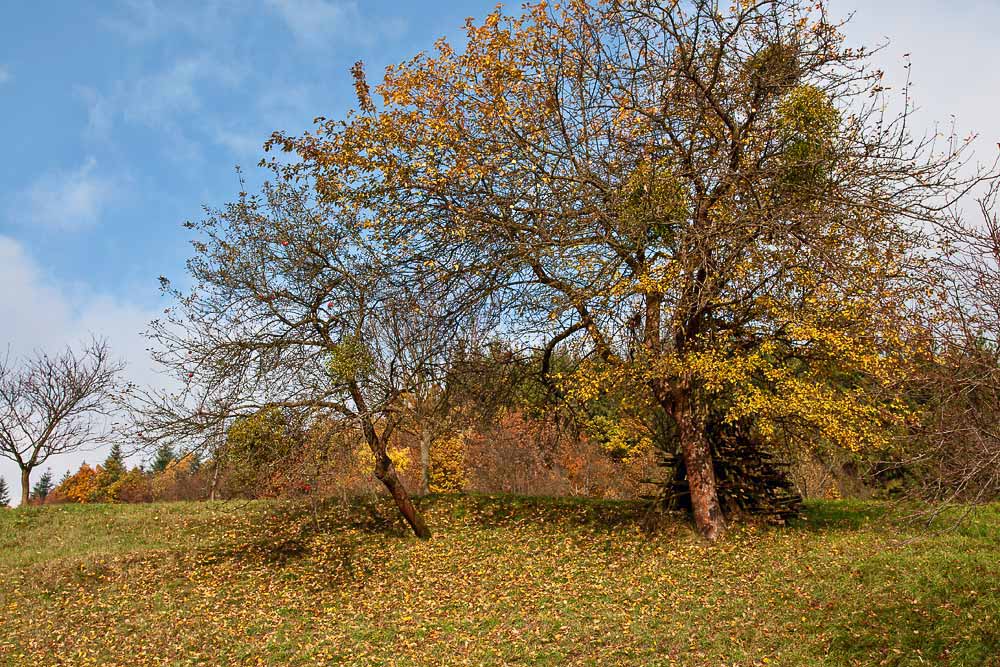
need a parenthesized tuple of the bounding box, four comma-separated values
(269, 0, 994, 539)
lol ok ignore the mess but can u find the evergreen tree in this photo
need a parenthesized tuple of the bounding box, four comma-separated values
(31, 469, 54, 502)
(103, 443, 127, 481)
(0, 476, 9, 507)
(150, 442, 175, 474)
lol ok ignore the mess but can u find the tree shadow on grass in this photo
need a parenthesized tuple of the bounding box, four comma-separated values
(789, 499, 889, 532)
(198, 494, 664, 571)
(419, 493, 682, 535)
(193, 497, 411, 580)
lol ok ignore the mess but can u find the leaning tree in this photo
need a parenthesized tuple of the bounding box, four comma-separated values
(125, 178, 492, 537)
(0, 339, 123, 506)
(268, 0, 996, 539)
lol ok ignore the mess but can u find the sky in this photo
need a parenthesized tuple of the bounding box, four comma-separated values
(1, 0, 998, 504)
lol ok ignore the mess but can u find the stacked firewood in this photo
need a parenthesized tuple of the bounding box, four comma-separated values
(648, 421, 802, 524)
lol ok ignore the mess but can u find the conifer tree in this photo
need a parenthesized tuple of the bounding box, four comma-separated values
(0, 476, 10, 507)
(31, 469, 54, 502)
(103, 443, 127, 482)
(150, 442, 175, 474)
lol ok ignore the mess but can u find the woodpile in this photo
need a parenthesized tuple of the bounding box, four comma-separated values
(648, 420, 802, 524)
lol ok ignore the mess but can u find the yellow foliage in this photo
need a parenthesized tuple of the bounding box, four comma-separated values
(151, 454, 197, 499)
(55, 464, 101, 504)
(354, 442, 412, 477)
(585, 415, 653, 463)
(429, 433, 467, 493)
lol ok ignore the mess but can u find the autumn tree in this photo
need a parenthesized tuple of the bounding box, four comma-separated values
(223, 406, 297, 497)
(268, 0, 995, 539)
(0, 339, 123, 506)
(124, 178, 485, 538)
(52, 463, 101, 504)
(391, 300, 482, 495)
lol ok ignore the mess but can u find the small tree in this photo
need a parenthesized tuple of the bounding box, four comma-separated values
(121, 179, 480, 538)
(224, 406, 296, 497)
(52, 463, 101, 504)
(31, 468, 54, 503)
(888, 183, 1000, 510)
(0, 476, 10, 507)
(0, 339, 123, 506)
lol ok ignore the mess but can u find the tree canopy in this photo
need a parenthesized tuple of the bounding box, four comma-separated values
(263, 0, 994, 538)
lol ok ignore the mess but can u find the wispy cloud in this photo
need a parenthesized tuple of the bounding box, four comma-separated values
(75, 55, 246, 163)
(101, 0, 232, 45)
(122, 57, 244, 127)
(101, 0, 163, 42)
(76, 85, 114, 139)
(87, 2, 248, 159)
(211, 83, 319, 159)
(0, 65, 10, 84)
(213, 128, 264, 158)
(13, 158, 118, 230)
(265, 0, 406, 49)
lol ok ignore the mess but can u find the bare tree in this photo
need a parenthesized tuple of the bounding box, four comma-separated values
(0, 339, 123, 506)
(121, 178, 487, 537)
(890, 183, 1000, 513)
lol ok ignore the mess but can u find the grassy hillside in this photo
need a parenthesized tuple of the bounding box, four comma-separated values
(1, 496, 998, 666)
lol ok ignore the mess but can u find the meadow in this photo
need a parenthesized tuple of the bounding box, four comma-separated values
(1, 497, 998, 666)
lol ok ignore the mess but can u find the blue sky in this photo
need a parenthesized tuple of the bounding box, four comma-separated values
(1, 0, 497, 302)
(1, 0, 998, 500)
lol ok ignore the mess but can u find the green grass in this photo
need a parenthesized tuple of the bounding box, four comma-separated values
(1, 496, 998, 666)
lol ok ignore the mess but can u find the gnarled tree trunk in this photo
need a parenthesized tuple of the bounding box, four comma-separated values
(658, 386, 726, 541)
(373, 448, 431, 539)
(350, 383, 431, 538)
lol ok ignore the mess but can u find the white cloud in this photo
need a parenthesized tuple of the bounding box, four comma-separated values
(14, 157, 117, 230)
(101, 0, 164, 42)
(214, 128, 265, 158)
(0, 65, 10, 84)
(212, 83, 318, 158)
(0, 236, 162, 504)
(266, 0, 406, 49)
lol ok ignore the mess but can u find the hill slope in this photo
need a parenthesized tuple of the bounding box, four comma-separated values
(1, 496, 998, 666)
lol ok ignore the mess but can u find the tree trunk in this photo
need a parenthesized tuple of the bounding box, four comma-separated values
(209, 458, 221, 501)
(20, 468, 30, 507)
(374, 452, 432, 539)
(419, 427, 432, 495)
(666, 389, 726, 541)
(350, 383, 432, 538)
